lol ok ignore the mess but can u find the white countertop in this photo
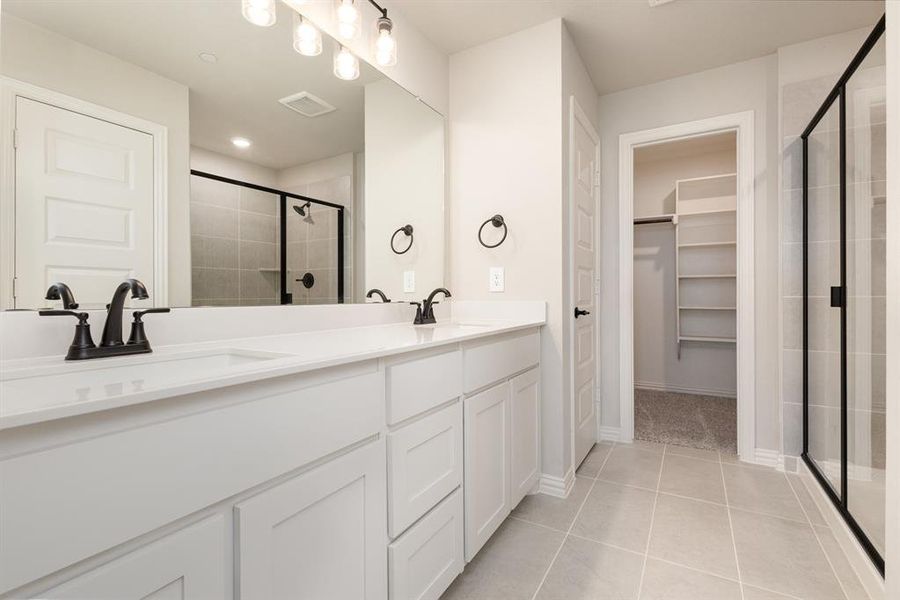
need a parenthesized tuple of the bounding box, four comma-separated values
(0, 317, 543, 430)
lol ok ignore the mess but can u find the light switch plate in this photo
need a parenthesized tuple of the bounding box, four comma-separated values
(489, 267, 504, 292)
(403, 270, 415, 293)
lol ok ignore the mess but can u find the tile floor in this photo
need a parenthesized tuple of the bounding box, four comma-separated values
(441, 442, 869, 600)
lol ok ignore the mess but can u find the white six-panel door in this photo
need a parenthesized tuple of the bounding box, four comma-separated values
(570, 97, 600, 468)
(14, 96, 155, 309)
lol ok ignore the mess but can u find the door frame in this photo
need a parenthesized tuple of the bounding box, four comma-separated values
(617, 111, 756, 460)
(0, 76, 169, 308)
(568, 95, 601, 467)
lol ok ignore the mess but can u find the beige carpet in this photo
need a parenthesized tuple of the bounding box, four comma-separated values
(634, 388, 737, 454)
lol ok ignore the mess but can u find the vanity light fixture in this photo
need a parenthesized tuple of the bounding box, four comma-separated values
(241, 0, 277, 27)
(293, 12, 322, 56)
(231, 137, 252, 148)
(374, 15, 397, 66)
(336, 0, 361, 40)
(334, 46, 360, 80)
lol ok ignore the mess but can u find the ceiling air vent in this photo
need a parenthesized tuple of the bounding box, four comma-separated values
(278, 91, 336, 118)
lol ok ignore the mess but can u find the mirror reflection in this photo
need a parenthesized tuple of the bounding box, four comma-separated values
(0, 0, 445, 309)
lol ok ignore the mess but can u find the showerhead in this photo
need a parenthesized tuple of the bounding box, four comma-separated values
(292, 201, 312, 217)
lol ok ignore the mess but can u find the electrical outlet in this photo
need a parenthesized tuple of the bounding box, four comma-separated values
(403, 270, 415, 293)
(489, 267, 505, 292)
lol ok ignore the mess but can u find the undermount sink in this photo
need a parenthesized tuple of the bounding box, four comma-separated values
(0, 349, 291, 419)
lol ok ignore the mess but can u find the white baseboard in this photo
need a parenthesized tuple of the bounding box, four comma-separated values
(598, 425, 620, 442)
(635, 381, 737, 399)
(747, 448, 784, 470)
(799, 461, 885, 600)
(538, 467, 575, 499)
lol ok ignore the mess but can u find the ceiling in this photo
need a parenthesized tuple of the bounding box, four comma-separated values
(394, 0, 885, 94)
(2, 1, 387, 169)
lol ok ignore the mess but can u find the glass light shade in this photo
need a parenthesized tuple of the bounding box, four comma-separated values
(334, 46, 360, 81)
(374, 18, 397, 67)
(241, 0, 276, 27)
(336, 0, 360, 40)
(292, 12, 322, 56)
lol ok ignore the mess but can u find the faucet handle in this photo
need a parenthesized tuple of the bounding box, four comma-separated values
(132, 307, 171, 322)
(39, 309, 90, 323)
(128, 308, 170, 346)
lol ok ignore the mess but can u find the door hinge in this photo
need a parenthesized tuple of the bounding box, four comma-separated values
(12, 128, 18, 149)
(11, 277, 17, 299)
(830, 286, 844, 308)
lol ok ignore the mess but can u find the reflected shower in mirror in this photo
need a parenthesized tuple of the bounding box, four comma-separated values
(0, 0, 444, 310)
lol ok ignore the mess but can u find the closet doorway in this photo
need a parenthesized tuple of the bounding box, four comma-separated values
(618, 113, 756, 460)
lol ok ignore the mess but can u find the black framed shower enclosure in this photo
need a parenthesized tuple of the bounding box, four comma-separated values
(190, 170, 345, 305)
(800, 15, 885, 576)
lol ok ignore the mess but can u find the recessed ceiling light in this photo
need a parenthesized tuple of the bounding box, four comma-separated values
(199, 52, 218, 63)
(231, 137, 252, 148)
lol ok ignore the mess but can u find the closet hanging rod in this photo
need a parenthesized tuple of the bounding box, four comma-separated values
(633, 215, 675, 225)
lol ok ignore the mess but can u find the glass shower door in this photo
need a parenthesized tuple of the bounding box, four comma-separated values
(805, 102, 842, 496)
(845, 34, 886, 559)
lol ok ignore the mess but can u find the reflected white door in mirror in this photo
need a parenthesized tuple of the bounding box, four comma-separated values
(0, 78, 168, 310)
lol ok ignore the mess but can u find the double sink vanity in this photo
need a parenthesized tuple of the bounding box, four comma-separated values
(0, 301, 545, 598)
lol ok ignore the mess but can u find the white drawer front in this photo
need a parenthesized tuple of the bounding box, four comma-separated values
(388, 403, 463, 537)
(389, 489, 463, 600)
(386, 350, 461, 425)
(462, 331, 539, 394)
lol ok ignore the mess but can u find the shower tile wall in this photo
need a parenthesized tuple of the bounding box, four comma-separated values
(190, 175, 278, 306)
(280, 175, 353, 304)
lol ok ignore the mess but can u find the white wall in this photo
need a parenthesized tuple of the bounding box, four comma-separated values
(1, 14, 192, 306)
(597, 54, 781, 452)
(633, 147, 738, 397)
(284, 0, 449, 116)
(191, 146, 277, 188)
(884, 3, 898, 595)
(450, 19, 598, 481)
(365, 79, 445, 301)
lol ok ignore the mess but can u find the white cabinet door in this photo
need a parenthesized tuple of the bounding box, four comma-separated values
(39, 516, 224, 599)
(509, 368, 541, 507)
(388, 402, 463, 537)
(235, 439, 387, 600)
(463, 383, 510, 561)
(388, 489, 463, 600)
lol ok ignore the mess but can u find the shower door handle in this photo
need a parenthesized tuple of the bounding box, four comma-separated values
(830, 286, 844, 308)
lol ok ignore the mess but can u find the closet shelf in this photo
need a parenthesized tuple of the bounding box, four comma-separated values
(679, 336, 736, 343)
(678, 207, 736, 217)
(678, 241, 736, 248)
(678, 274, 736, 279)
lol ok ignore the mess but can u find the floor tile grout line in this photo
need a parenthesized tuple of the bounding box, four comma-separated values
(719, 455, 746, 600)
(529, 443, 614, 600)
(635, 444, 667, 599)
(784, 473, 856, 600)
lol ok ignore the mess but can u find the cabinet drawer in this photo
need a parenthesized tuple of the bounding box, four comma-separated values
(388, 403, 463, 537)
(462, 332, 539, 394)
(389, 489, 463, 600)
(386, 350, 461, 424)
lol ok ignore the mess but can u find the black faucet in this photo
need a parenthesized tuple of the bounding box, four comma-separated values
(366, 288, 391, 303)
(101, 279, 149, 346)
(39, 279, 170, 360)
(414, 287, 451, 325)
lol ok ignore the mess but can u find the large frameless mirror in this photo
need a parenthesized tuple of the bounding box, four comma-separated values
(0, 0, 445, 309)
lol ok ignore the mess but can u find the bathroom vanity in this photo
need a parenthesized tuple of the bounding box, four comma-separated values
(0, 305, 544, 598)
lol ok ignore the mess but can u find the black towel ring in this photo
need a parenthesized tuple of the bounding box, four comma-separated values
(478, 214, 507, 248)
(391, 224, 414, 255)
